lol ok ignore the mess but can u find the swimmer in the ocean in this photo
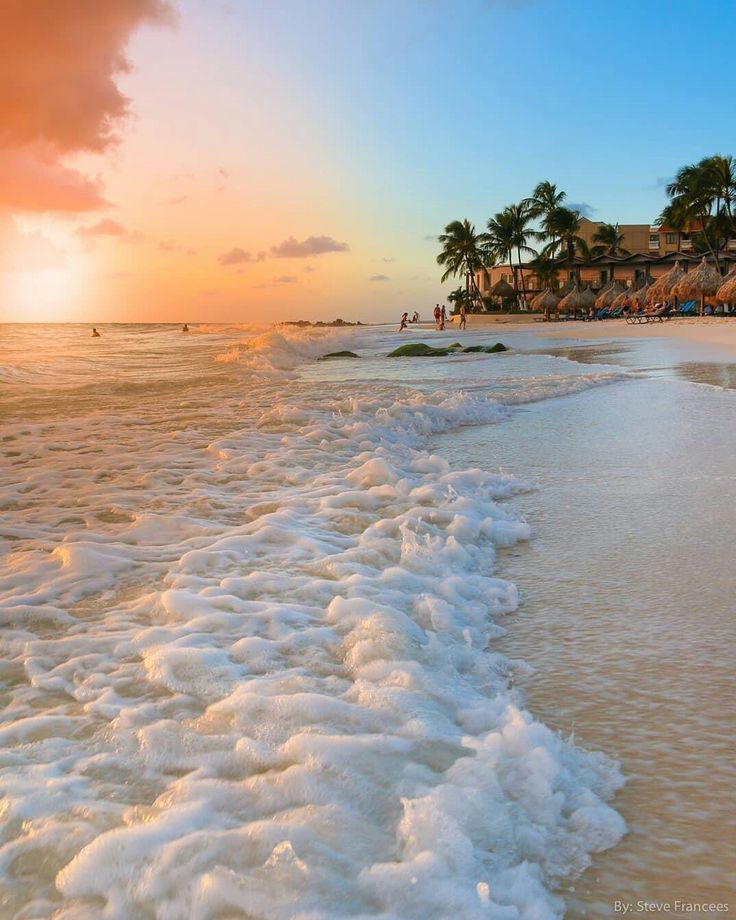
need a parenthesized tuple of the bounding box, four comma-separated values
(92, 328, 101, 337)
(182, 323, 189, 332)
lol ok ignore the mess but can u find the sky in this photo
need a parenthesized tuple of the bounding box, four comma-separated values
(1, 0, 735, 324)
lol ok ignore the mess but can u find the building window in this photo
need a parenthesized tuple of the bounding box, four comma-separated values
(649, 234, 659, 243)
(666, 233, 676, 244)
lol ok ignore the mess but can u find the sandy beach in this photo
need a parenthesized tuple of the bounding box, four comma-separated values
(460, 315, 736, 356)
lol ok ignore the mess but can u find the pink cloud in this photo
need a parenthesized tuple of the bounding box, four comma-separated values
(77, 218, 126, 237)
(270, 235, 349, 258)
(0, 145, 107, 212)
(0, 1, 173, 212)
(0, 216, 67, 271)
(218, 247, 266, 266)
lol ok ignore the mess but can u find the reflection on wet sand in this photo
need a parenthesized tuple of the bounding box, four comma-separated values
(537, 339, 736, 390)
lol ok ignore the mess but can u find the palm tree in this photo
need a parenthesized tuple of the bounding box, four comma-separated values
(526, 180, 566, 221)
(437, 219, 487, 312)
(528, 252, 560, 292)
(657, 199, 693, 252)
(483, 203, 537, 308)
(542, 207, 591, 282)
(507, 201, 538, 306)
(447, 286, 473, 315)
(665, 155, 736, 271)
(590, 223, 630, 281)
(526, 181, 567, 253)
(483, 209, 517, 308)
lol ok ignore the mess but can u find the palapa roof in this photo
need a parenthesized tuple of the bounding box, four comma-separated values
(558, 284, 588, 310)
(558, 277, 576, 296)
(488, 278, 516, 298)
(646, 260, 686, 303)
(716, 266, 736, 303)
(595, 280, 625, 309)
(612, 289, 631, 309)
(531, 288, 560, 311)
(672, 257, 723, 300)
(628, 283, 651, 308)
(580, 285, 598, 308)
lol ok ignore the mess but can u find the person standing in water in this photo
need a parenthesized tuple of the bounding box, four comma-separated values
(433, 304, 441, 328)
(182, 323, 189, 333)
(459, 304, 467, 330)
(92, 328, 101, 337)
(441, 304, 447, 326)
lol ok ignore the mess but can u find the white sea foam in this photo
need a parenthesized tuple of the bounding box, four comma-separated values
(0, 324, 625, 919)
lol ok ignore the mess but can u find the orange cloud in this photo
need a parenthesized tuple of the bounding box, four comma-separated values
(0, 0, 173, 212)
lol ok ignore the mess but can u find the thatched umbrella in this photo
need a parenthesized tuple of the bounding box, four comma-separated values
(532, 288, 560, 321)
(558, 277, 576, 297)
(580, 285, 597, 310)
(558, 283, 588, 318)
(488, 277, 516, 304)
(628, 283, 651, 311)
(716, 266, 736, 305)
(595, 280, 625, 310)
(671, 257, 723, 315)
(646, 260, 685, 305)
(611, 288, 631, 311)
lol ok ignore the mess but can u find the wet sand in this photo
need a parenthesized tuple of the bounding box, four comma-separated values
(435, 334, 736, 918)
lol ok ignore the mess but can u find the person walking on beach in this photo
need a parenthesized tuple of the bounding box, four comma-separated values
(398, 312, 408, 331)
(459, 304, 467, 330)
(434, 304, 441, 328)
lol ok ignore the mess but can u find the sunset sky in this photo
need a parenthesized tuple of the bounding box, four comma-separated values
(1, 0, 734, 324)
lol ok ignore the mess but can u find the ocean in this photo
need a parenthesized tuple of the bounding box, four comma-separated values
(0, 321, 732, 919)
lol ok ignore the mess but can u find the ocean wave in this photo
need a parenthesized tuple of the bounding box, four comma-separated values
(0, 377, 624, 919)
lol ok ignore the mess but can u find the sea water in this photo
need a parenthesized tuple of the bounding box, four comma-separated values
(0, 321, 726, 919)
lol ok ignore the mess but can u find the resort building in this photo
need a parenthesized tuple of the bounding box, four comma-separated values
(478, 215, 736, 299)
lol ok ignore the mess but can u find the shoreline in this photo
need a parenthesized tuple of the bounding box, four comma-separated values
(460, 315, 736, 357)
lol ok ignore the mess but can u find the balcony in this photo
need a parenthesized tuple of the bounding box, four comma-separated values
(681, 239, 693, 250)
(648, 240, 660, 250)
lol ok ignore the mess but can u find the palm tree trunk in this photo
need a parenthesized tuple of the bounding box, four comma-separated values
(468, 270, 483, 313)
(700, 208, 721, 272)
(517, 246, 528, 309)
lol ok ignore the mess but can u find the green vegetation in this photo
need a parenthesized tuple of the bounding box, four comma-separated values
(434, 154, 736, 309)
(660, 155, 736, 272)
(436, 220, 487, 314)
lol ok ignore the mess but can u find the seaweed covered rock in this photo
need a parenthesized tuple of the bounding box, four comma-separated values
(319, 350, 360, 360)
(386, 341, 508, 358)
(387, 343, 452, 357)
(462, 343, 508, 353)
